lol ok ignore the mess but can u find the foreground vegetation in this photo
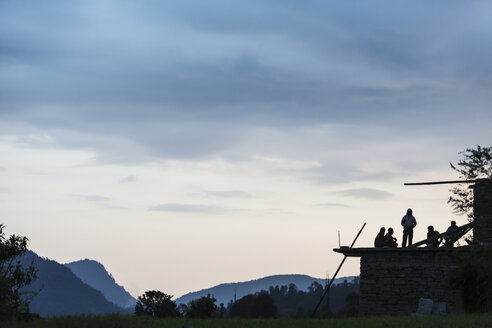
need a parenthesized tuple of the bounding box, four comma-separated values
(4, 314, 492, 328)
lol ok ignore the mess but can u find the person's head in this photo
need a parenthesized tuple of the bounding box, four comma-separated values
(451, 220, 456, 226)
(388, 227, 394, 235)
(380, 227, 385, 234)
(428, 225, 434, 232)
(407, 208, 413, 215)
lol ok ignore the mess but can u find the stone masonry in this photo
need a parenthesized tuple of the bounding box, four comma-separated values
(358, 249, 461, 315)
(472, 178, 492, 244)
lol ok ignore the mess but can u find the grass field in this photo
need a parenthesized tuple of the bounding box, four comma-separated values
(3, 314, 492, 328)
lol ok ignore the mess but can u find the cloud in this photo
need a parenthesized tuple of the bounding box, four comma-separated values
(0, 187, 11, 193)
(2, 1, 491, 121)
(333, 188, 393, 200)
(100, 204, 127, 210)
(305, 164, 399, 186)
(120, 175, 137, 183)
(0, 0, 491, 169)
(67, 194, 127, 210)
(313, 202, 349, 208)
(203, 190, 253, 199)
(68, 194, 110, 202)
(148, 203, 229, 214)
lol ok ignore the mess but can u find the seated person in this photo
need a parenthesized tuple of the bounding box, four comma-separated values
(426, 225, 442, 247)
(444, 220, 459, 247)
(374, 227, 386, 248)
(447, 220, 458, 233)
(384, 227, 398, 247)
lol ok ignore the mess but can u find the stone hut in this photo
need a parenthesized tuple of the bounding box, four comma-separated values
(334, 178, 492, 315)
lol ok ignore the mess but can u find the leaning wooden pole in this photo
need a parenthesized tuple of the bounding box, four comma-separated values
(310, 222, 366, 317)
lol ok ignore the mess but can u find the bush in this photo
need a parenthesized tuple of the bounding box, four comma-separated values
(447, 247, 492, 312)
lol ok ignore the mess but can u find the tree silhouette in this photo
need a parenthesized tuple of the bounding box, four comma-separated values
(186, 294, 217, 318)
(134, 290, 178, 317)
(448, 145, 492, 220)
(260, 280, 359, 317)
(229, 292, 277, 318)
(0, 224, 37, 319)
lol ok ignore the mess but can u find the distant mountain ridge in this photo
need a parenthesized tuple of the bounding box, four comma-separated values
(64, 259, 137, 309)
(20, 251, 124, 317)
(21, 250, 355, 316)
(175, 274, 356, 306)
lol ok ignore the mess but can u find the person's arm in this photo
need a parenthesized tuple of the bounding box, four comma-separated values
(412, 217, 417, 228)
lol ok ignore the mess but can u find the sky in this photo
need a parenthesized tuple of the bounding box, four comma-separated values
(1, 1, 491, 299)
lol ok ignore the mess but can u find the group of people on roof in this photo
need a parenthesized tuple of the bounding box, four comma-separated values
(374, 208, 461, 248)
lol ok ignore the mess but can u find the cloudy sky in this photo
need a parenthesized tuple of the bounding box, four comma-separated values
(1, 1, 491, 298)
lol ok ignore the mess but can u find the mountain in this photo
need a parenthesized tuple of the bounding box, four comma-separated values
(175, 274, 356, 306)
(20, 251, 124, 317)
(64, 259, 137, 309)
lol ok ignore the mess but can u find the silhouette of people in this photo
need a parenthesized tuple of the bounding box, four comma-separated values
(444, 220, 459, 247)
(426, 225, 442, 247)
(384, 227, 398, 247)
(374, 227, 386, 248)
(401, 208, 417, 247)
(447, 220, 458, 233)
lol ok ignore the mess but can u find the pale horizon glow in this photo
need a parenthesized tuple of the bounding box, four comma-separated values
(1, 1, 492, 299)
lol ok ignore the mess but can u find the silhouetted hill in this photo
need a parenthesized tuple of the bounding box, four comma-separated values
(175, 274, 356, 306)
(65, 259, 137, 309)
(20, 251, 124, 317)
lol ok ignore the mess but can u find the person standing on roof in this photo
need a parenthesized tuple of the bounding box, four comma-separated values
(401, 208, 417, 247)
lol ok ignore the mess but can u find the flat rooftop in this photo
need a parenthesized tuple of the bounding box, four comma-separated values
(333, 246, 469, 257)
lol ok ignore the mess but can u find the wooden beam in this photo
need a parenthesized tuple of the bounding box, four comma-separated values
(404, 180, 476, 186)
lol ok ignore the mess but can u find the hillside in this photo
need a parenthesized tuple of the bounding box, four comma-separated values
(19, 251, 124, 317)
(175, 274, 355, 306)
(65, 259, 137, 309)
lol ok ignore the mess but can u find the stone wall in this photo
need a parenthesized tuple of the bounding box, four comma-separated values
(358, 249, 462, 315)
(472, 178, 492, 244)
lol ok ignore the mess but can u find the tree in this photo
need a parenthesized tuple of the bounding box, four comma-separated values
(448, 145, 492, 220)
(186, 294, 217, 318)
(134, 290, 178, 317)
(339, 292, 359, 316)
(229, 292, 278, 318)
(0, 224, 37, 320)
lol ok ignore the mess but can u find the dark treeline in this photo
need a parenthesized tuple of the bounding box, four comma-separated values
(135, 278, 360, 318)
(264, 278, 360, 317)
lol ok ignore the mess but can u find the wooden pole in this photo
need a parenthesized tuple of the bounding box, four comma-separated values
(404, 180, 476, 186)
(310, 222, 366, 317)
